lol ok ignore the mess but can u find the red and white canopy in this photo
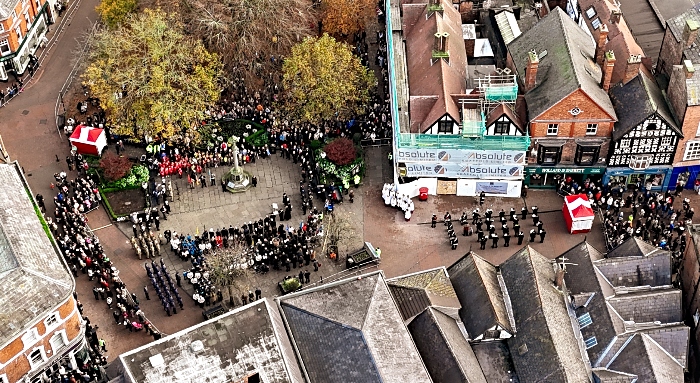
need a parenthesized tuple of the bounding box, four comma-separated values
(69, 125, 107, 156)
(562, 194, 595, 234)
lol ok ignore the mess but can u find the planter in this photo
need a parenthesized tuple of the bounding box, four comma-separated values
(278, 276, 303, 295)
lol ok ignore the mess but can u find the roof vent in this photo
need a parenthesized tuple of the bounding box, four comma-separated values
(190, 340, 205, 353)
(518, 343, 528, 355)
(149, 354, 165, 368)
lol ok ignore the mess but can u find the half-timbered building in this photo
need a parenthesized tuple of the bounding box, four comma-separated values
(606, 71, 682, 190)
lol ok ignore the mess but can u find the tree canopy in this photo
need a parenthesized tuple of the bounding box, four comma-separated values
(82, 9, 223, 142)
(96, 0, 137, 28)
(181, 0, 318, 89)
(282, 34, 374, 124)
(321, 0, 376, 36)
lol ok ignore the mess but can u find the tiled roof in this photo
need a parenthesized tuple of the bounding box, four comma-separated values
(407, 307, 488, 383)
(591, 368, 638, 383)
(607, 288, 682, 323)
(387, 267, 461, 322)
(403, 0, 469, 133)
(609, 71, 681, 142)
(448, 253, 513, 338)
(278, 272, 432, 383)
(666, 4, 700, 65)
(471, 340, 520, 383)
(119, 299, 304, 383)
(607, 334, 684, 383)
(0, 162, 74, 347)
(594, 251, 672, 287)
(0, 0, 17, 21)
(606, 237, 664, 258)
(495, 9, 522, 45)
(501, 246, 591, 383)
(508, 7, 617, 120)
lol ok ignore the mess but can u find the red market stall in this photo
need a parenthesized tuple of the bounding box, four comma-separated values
(69, 125, 107, 156)
(562, 194, 595, 234)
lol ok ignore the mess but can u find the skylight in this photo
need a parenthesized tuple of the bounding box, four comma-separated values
(585, 337, 598, 349)
(577, 313, 593, 329)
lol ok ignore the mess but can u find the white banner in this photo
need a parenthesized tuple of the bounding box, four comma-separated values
(396, 148, 526, 165)
(403, 162, 524, 179)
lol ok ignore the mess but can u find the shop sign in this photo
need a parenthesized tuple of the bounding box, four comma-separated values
(397, 148, 526, 165)
(526, 167, 605, 175)
(404, 162, 524, 179)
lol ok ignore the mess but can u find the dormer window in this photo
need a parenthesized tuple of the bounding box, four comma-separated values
(591, 18, 602, 29)
(586, 6, 596, 18)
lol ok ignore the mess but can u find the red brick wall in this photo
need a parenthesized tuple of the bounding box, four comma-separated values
(658, 29, 684, 80)
(672, 104, 700, 167)
(0, 296, 82, 383)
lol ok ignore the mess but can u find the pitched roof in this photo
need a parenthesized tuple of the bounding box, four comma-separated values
(609, 71, 681, 141)
(508, 7, 617, 120)
(0, 162, 74, 348)
(594, 251, 672, 287)
(407, 307, 488, 383)
(403, 0, 468, 133)
(119, 299, 304, 383)
(387, 267, 461, 322)
(607, 288, 682, 323)
(595, 323, 690, 369)
(591, 368, 638, 383)
(471, 340, 520, 383)
(277, 272, 432, 383)
(484, 98, 527, 134)
(0, 0, 17, 21)
(607, 334, 684, 383)
(500, 246, 591, 383)
(666, 4, 700, 65)
(447, 252, 514, 338)
(606, 237, 664, 258)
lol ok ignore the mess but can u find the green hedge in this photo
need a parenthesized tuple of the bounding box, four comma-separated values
(245, 129, 269, 147)
(25, 189, 55, 246)
(99, 188, 129, 219)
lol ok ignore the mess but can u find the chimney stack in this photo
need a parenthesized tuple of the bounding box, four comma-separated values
(684, 59, 696, 79)
(610, 8, 622, 24)
(683, 20, 700, 48)
(623, 54, 642, 84)
(602, 50, 616, 92)
(555, 268, 565, 290)
(595, 24, 609, 65)
(525, 50, 539, 92)
(433, 32, 449, 53)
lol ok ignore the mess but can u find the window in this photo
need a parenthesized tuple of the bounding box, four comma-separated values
(537, 146, 562, 165)
(50, 332, 66, 352)
(620, 139, 630, 149)
(22, 328, 39, 349)
(547, 124, 559, 136)
(629, 155, 652, 170)
(15, 26, 21, 42)
(438, 120, 452, 134)
(11, 11, 16, 20)
(575, 145, 600, 166)
(247, 373, 260, 383)
(0, 23, 4, 32)
(586, 6, 596, 18)
(584, 336, 598, 349)
(23, 12, 29, 27)
(29, 348, 45, 366)
(661, 136, 673, 147)
(494, 121, 509, 135)
(0, 39, 10, 55)
(696, 121, 700, 137)
(684, 141, 700, 161)
(45, 313, 58, 330)
(0, 374, 7, 383)
(586, 123, 598, 135)
(591, 18, 601, 29)
(577, 313, 593, 329)
(647, 122, 658, 130)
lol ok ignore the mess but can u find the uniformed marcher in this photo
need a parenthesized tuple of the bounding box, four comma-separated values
(450, 237, 458, 250)
(532, 213, 540, 226)
(431, 214, 437, 228)
(517, 231, 525, 245)
(521, 206, 528, 220)
(529, 229, 537, 242)
(503, 232, 511, 247)
(479, 235, 487, 250)
(539, 229, 547, 243)
(491, 233, 499, 248)
(479, 191, 486, 206)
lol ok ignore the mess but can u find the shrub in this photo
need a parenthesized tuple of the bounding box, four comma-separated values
(99, 152, 133, 182)
(281, 277, 301, 292)
(324, 137, 357, 166)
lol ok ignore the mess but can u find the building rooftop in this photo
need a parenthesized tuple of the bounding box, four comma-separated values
(471, 340, 520, 383)
(277, 271, 432, 383)
(118, 298, 303, 383)
(508, 7, 617, 120)
(386, 267, 461, 322)
(606, 237, 665, 258)
(594, 251, 672, 287)
(607, 333, 684, 383)
(0, 162, 74, 348)
(607, 287, 682, 323)
(667, 4, 700, 65)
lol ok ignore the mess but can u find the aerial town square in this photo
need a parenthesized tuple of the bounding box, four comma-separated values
(3, 0, 700, 381)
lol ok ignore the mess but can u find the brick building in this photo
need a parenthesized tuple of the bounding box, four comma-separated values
(0, 162, 85, 383)
(507, 7, 617, 188)
(0, 0, 55, 81)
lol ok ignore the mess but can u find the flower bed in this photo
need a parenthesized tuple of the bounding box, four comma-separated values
(316, 153, 364, 186)
(244, 129, 269, 147)
(103, 164, 150, 190)
(199, 119, 267, 149)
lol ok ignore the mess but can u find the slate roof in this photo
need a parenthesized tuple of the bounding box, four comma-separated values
(666, 4, 700, 65)
(607, 288, 682, 323)
(447, 252, 514, 339)
(594, 251, 672, 287)
(403, 0, 468, 133)
(607, 334, 684, 383)
(277, 271, 432, 383)
(606, 237, 664, 258)
(508, 7, 617, 120)
(387, 267, 461, 322)
(484, 97, 528, 134)
(0, 0, 18, 21)
(471, 341, 520, 383)
(557, 242, 618, 363)
(591, 368, 638, 383)
(609, 71, 681, 141)
(0, 162, 74, 348)
(500, 246, 591, 383)
(119, 299, 304, 383)
(407, 307, 488, 383)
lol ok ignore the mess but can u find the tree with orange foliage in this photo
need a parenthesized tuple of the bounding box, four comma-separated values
(321, 0, 376, 36)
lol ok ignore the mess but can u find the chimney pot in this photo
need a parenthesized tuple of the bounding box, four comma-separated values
(683, 20, 700, 48)
(684, 59, 695, 79)
(610, 9, 622, 24)
(595, 24, 609, 65)
(622, 54, 642, 83)
(602, 50, 616, 92)
(555, 268, 565, 289)
(525, 50, 539, 91)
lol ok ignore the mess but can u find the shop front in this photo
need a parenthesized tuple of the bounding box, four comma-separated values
(669, 165, 700, 191)
(525, 166, 606, 188)
(603, 166, 672, 191)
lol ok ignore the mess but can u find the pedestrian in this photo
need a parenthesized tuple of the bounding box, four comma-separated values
(176, 273, 181, 287)
(304, 270, 311, 283)
(431, 214, 437, 228)
(529, 229, 537, 242)
(221, 178, 227, 192)
(241, 294, 248, 305)
(298, 270, 305, 284)
(252, 176, 258, 187)
(313, 260, 319, 272)
(98, 338, 107, 352)
(479, 235, 487, 250)
(517, 231, 524, 245)
(93, 287, 99, 300)
(106, 297, 113, 309)
(539, 229, 547, 243)
(112, 310, 121, 325)
(503, 232, 510, 247)
(143, 286, 150, 300)
(479, 191, 485, 206)
(349, 189, 354, 203)
(248, 291, 255, 303)
(532, 213, 539, 226)
(521, 206, 528, 220)
(491, 233, 498, 248)
(255, 287, 262, 300)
